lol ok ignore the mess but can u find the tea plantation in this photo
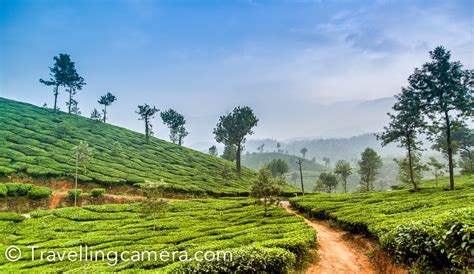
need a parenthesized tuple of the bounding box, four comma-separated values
(0, 198, 316, 272)
(290, 175, 474, 270)
(0, 97, 298, 196)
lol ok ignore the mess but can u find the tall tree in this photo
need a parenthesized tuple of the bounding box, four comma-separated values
(160, 109, 188, 145)
(408, 46, 473, 190)
(73, 141, 93, 207)
(266, 159, 289, 178)
(208, 145, 218, 156)
(39, 53, 71, 111)
(136, 104, 159, 142)
(334, 160, 352, 193)
(98, 92, 117, 123)
(213, 106, 258, 177)
(63, 56, 86, 114)
(378, 87, 425, 191)
(358, 148, 383, 192)
(300, 147, 308, 158)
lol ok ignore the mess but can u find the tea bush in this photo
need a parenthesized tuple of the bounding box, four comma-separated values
(0, 198, 316, 272)
(90, 188, 105, 198)
(0, 183, 51, 199)
(67, 189, 82, 200)
(27, 185, 52, 199)
(290, 175, 474, 270)
(0, 97, 300, 196)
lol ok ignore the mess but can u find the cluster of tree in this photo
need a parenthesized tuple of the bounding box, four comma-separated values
(379, 46, 473, 191)
(41, 54, 189, 145)
(313, 159, 352, 193)
(40, 53, 85, 114)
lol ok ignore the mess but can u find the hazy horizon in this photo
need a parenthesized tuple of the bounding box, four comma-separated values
(1, 0, 472, 147)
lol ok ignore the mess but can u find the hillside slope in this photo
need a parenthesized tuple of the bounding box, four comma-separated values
(242, 152, 329, 191)
(0, 97, 264, 195)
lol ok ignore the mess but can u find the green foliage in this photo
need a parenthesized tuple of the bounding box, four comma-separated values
(5, 183, 32, 196)
(221, 144, 237, 161)
(358, 147, 383, 192)
(407, 46, 473, 190)
(208, 145, 217, 156)
(0, 183, 51, 199)
(0, 97, 276, 196)
(0, 199, 315, 272)
(90, 188, 106, 198)
(242, 152, 328, 191)
(267, 159, 290, 178)
(0, 184, 7, 197)
(67, 189, 82, 200)
(427, 157, 445, 186)
(27, 185, 52, 199)
(251, 167, 283, 216)
(73, 141, 93, 175)
(214, 106, 259, 176)
(314, 172, 338, 193)
(136, 103, 159, 142)
(98, 92, 117, 123)
(0, 212, 25, 222)
(334, 160, 352, 193)
(393, 153, 427, 188)
(160, 108, 188, 145)
(290, 175, 474, 270)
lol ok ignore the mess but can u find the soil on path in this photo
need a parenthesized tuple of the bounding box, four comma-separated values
(280, 201, 406, 274)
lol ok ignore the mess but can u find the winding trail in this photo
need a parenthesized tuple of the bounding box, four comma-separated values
(281, 201, 382, 274)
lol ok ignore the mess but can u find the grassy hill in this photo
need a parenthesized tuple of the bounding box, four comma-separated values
(242, 152, 329, 191)
(0, 97, 276, 196)
(290, 175, 474, 270)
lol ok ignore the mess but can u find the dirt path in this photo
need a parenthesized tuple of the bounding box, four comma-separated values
(281, 201, 383, 274)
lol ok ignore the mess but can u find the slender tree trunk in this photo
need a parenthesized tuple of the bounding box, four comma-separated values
(68, 90, 72, 114)
(75, 153, 78, 207)
(53, 84, 59, 111)
(297, 159, 304, 195)
(343, 178, 347, 193)
(445, 112, 455, 190)
(236, 143, 241, 178)
(145, 117, 149, 142)
(407, 141, 417, 191)
(103, 105, 107, 123)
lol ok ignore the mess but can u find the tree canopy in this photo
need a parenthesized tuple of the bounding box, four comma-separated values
(214, 106, 258, 177)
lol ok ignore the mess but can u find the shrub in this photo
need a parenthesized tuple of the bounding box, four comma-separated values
(0, 184, 7, 197)
(5, 183, 32, 196)
(90, 188, 105, 198)
(27, 186, 52, 199)
(0, 212, 25, 222)
(68, 189, 82, 200)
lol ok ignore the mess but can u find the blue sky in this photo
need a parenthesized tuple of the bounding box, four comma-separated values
(0, 0, 472, 148)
